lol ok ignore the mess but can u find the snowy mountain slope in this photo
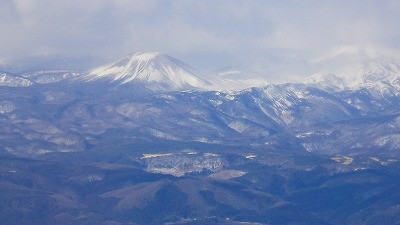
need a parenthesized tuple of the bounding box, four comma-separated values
(350, 61, 400, 86)
(209, 76, 269, 91)
(296, 113, 400, 154)
(0, 72, 32, 87)
(85, 52, 211, 91)
(232, 84, 359, 127)
(347, 61, 400, 99)
(305, 73, 347, 91)
(1, 78, 400, 156)
(0, 81, 366, 156)
(305, 61, 400, 94)
(303, 61, 400, 117)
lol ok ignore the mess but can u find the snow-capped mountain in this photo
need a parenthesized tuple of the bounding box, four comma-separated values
(305, 60, 400, 94)
(348, 61, 400, 92)
(85, 52, 211, 91)
(0, 72, 32, 87)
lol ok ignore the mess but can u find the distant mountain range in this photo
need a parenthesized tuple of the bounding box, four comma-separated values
(0, 52, 400, 157)
(2, 52, 400, 225)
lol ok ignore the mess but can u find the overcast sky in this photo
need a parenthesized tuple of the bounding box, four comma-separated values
(1, 0, 400, 75)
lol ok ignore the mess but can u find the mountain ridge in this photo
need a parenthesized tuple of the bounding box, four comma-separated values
(0, 71, 32, 87)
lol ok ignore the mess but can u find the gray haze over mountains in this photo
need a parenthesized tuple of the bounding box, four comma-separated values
(1, 0, 400, 83)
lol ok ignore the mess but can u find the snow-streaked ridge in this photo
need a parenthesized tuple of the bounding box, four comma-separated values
(22, 70, 81, 84)
(0, 72, 32, 87)
(349, 60, 400, 87)
(305, 73, 347, 91)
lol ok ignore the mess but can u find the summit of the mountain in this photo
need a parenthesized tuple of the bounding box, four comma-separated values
(305, 60, 400, 94)
(349, 60, 400, 86)
(85, 52, 211, 91)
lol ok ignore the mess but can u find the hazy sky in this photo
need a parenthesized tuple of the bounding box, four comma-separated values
(1, 0, 400, 74)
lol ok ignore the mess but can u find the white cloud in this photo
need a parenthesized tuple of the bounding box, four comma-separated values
(0, 0, 399, 74)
